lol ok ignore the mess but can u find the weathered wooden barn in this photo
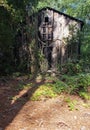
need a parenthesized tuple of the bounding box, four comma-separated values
(38, 7, 84, 71)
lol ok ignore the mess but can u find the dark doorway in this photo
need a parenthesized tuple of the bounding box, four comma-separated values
(43, 47, 52, 69)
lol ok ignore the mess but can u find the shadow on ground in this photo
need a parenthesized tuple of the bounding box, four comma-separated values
(0, 75, 45, 129)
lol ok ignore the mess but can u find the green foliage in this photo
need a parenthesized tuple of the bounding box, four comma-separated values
(60, 0, 90, 67)
(60, 73, 90, 94)
(0, 6, 14, 74)
(65, 97, 78, 111)
(30, 73, 90, 101)
(16, 82, 32, 91)
(77, 74, 90, 91)
(79, 91, 90, 100)
(12, 72, 23, 77)
(52, 80, 68, 94)
(60, 61, 83, 75)
(7, 73, 89, 101)
(0, 0, 90, 75)
(31, 84, 57, 101)
(29, 73, 90, 101)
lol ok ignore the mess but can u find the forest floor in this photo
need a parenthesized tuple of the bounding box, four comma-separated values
(0, 76, 90, 130)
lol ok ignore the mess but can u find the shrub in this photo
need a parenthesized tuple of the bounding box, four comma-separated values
(79, 91, 90, 100)
(61, 73, 90, 94)
(52, 80, 68, 94)
(60, 61, 83, 75)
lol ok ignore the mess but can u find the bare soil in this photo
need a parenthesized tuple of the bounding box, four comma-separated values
(0, 77, 90, 130)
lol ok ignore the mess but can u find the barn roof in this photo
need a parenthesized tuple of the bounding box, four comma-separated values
(38, 7, 84, 27)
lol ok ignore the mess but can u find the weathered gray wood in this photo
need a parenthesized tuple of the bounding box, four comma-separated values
(38, 8, 82, 71)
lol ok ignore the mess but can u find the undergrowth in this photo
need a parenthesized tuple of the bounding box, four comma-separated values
(13, 73, 90, 101)
(31, 84, 57, 101)
(60, 73, 90, 94)
(65, 97, 78, 111)
(30, 73, 90, 101)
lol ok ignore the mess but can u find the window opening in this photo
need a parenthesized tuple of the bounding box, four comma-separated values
(48, 34, 52, 40)
(45, 16, 49, 22)
(43, 34, 47, 40)
(43, 27, 46, 33)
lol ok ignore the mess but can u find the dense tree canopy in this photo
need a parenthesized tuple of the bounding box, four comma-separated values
(0, 0, 90, 75)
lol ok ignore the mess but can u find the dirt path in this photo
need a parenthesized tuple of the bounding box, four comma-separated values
(0, 77, 90, 130)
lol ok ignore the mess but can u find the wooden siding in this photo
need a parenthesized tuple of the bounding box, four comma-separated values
(38, 8, 82, 70)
